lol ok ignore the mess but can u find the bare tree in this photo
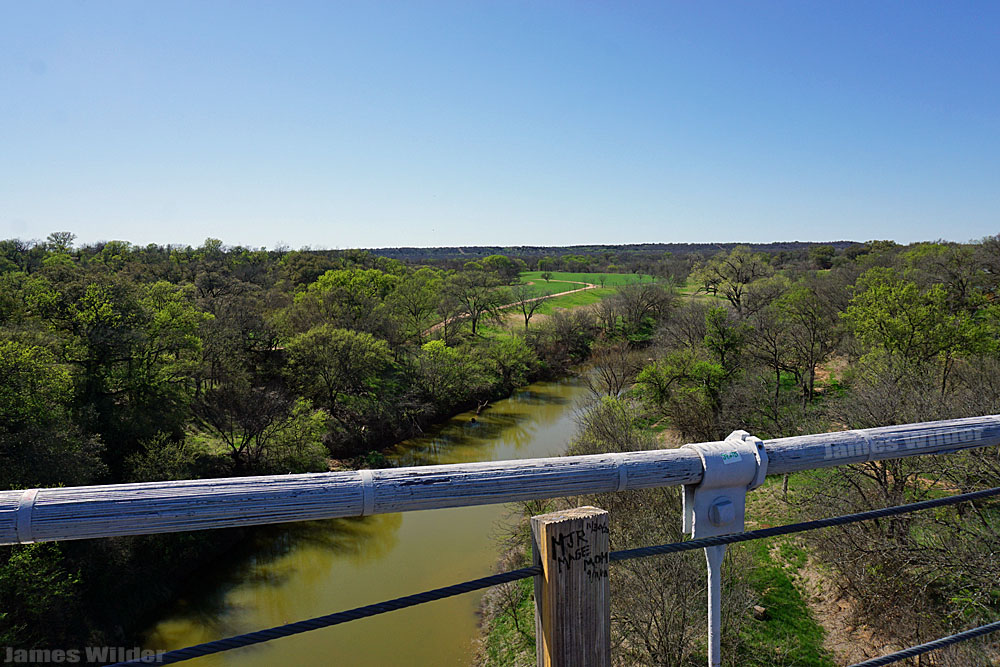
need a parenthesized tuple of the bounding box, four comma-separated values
(585, 343, 644, 398)
(692, 246, 773, 316)
(509, 283, 544, 330)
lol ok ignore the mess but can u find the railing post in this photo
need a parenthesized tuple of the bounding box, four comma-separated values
(531, 506, 610, 667)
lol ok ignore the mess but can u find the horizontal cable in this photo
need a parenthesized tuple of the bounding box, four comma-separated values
(849, 619, 1000, 666)
(110, 486, 1000, 666)
(611, 485, 1000, 562)
(107, 565, 541, 666)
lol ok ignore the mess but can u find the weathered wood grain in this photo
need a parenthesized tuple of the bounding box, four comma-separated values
(532, 506, 610, 667)
(1, 415, 998, 545)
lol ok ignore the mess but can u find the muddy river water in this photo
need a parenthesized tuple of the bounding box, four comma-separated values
(143, 376, 590, 666)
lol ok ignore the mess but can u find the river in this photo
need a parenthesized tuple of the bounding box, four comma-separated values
(143, 376, 590, 666)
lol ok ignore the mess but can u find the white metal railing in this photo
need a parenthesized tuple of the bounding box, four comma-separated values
(2, 415, 998, 545)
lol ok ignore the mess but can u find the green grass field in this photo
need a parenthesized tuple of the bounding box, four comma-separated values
(473, 271, 658, 337)
(520, 280, 584, 298)
(533, 286, 616, 314)
(519, 270, 655, 286)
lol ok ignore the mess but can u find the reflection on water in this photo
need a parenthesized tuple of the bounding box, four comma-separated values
(144, 376, 588, 666)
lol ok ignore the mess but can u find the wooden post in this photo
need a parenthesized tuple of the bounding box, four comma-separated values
(531, 506, 610, 667)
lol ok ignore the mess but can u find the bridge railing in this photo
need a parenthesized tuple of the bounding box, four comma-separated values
(4, 415, 1000, 667)
(3, 415, 998, 545)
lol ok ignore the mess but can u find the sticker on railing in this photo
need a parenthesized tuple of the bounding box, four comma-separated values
(721, 451, 741, 464)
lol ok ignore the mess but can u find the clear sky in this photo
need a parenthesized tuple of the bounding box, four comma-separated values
(2, 1, 998, 249)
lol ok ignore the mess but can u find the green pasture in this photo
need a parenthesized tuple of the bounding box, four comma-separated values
(534, 287, 616, 314)
(519, 271, 655, 286)
(520, 280, 584, 298)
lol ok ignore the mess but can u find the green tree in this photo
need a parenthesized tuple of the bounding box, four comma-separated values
(481, 254, 525, 284)
(636, 348, 729, 441)
(843, 267, 974, 394)
(285, 325, 392, 413)
(703, 306, 751, 377)
(283, 267, 399, 335)
(0, 340, 105, 487)
(45, 232, 76, 253)
(902, 242, 982, 312)
(843, 268, 964, 365)
(412, 340, 483, 407)
(55, 280, 207, 470)
(0, 543, 81, 646)
(480, 337, 537, 393)
(777, 279, 842, 404)
(193, 382, 327, 471)
(444, 270, 503, 336)
(808, 244, 836, 269)
(386, 267, 443, 344)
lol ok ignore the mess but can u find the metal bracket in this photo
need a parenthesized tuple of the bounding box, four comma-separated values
(682, 430, 767, 539)
(681, 430, 767, 667)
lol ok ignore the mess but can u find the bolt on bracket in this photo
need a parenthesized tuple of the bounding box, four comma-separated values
(682, 429, 768, 539)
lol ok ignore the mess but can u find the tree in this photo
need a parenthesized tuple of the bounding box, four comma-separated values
(808, 244, 836, 269)
(285, 325, 392, 413)
(586, 343, 643, 397)
(692, 246, 773, 316)
(54, 279, 207, 471)
(444, 270, 503, 336)
(703, 306, 751, 377)
(0, 340, 105, 488)
(509, 283, 543, 330)
(777, 278, 842, 405)
(0, 543, 82, 647)
(481, 254, 525, 284)
(193, 382, 327, 471)
(747, 303, 795, 402)
(46, 232, 76, 254)
(610, 282, 676, 340)
(903, 242, 982, 313)
(541, 271, 552, 282)
(281, 267, 399, 336)
(844, 268, 966, 364)
(412, 340, 482, 407)
(480, 337, 537, 393)
(843, 267, 977, 396)
(386, 267, 442, 344)
(635, 348, 729, 441)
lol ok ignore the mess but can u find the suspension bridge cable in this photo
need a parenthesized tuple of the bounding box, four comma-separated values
(849, 619, 1000, 666)
(107, 565, 541, 666)
(610, 485, 1000, 562)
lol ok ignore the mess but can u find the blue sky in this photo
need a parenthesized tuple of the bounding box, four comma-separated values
(2, 1, 997, 249)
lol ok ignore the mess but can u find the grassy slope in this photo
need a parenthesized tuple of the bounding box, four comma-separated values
(738, 538, 835, 666)
(479, 578, 536, 665)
